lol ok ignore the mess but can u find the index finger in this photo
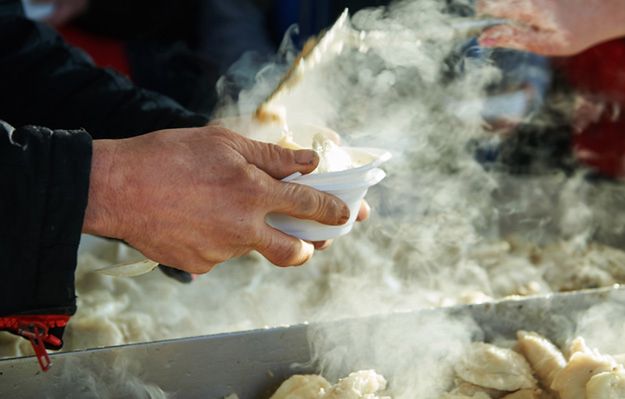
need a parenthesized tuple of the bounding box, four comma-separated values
(476, 0, 536, 24)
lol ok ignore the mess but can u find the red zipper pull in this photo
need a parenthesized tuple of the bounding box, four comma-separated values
(1, 314, 70, 372)
(17, 321, 52, 371)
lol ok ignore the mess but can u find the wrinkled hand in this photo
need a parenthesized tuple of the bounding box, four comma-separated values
(476, 0, 625, 56)
(210, 116, 371, 251)
(83, 126, 352, 274)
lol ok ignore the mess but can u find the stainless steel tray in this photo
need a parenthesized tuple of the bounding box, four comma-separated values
(1, 286, 624, 398)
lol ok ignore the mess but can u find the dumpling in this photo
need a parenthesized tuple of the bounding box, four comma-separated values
(270, 375, 331, 399)
(501, 389, 542, 399)
(271, 370, 389, 399)
(449, 381, 503, 398)
(586, 367, 625, 399)
(322, 370, 389, 399)
(441, 393, 491, 399)
(567, 337, 593, 358)
(516, 331, 566, 388)
(455, 343, 536, 391)
(551, 343, 617, 399)
(312, 133, 353, 173)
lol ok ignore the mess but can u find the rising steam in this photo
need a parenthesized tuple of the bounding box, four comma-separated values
(3, 0, 625, 397)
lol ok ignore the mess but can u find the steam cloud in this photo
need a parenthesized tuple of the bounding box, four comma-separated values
(3, 0, 625, 397)
(3, 0, 624, 358)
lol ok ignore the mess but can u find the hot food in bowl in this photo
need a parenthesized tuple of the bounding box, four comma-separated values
(261, 124, 391, 241)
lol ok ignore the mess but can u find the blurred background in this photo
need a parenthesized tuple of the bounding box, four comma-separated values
(21, 0, 625, 184)
(24, 0, 391, 115)
(5, 1, 625, 397)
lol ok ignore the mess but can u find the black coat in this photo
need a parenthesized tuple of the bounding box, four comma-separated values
(0, 0, 208, 348)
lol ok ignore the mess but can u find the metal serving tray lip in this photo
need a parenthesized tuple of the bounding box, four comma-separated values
(3, 284, 617, 362)
(0, 321, 315, 399)
(1, 285, 624, 398)
(0, 324, 302, 364)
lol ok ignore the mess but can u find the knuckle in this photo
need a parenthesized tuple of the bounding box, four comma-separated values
(313, 192, 341, 221)
(285, 186, 345, 224)
(209, 127, 235, 143)
(222, 167, 270, 218)
(238, 163, 257, 180)
(237, 164, 263, 190)
(211, 126, 235, 137)
(261, 143, 294, 170)
(271, 143, 294, 163)
(295, 187, 323, 216)
(263, 141, 283, 157)
(245, 169, 271, 199)
(263, 235, 297, 267)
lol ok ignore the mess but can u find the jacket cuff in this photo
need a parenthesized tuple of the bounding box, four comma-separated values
(0, 123, 92, 316)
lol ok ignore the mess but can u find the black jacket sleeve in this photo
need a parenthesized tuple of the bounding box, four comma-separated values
(0, 120, 91, 317)
(0, 1, 209, 139)
(0, 1, 211, 320)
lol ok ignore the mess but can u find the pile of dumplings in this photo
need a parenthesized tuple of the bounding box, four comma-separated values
(444, 331, 625, 399)
(264, 332, 624, 399)
(270, 370, 390, 399)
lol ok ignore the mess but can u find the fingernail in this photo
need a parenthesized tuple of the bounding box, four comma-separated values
(295, 150, 318, 165)
(362, 201, 371, 213)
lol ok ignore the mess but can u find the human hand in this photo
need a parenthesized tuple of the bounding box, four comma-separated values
(476, 0, 625, 56)
(313, 201, 370, 250)
(31, 0, 88, 26)
(83, 126, 351, 274)
(211, 116, 371, 250)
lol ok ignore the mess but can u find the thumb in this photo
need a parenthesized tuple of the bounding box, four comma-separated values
(237, 138, 320, 179)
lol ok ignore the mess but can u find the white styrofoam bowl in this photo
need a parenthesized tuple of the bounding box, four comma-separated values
(237, 121, 392, 240)
(267, 166, 387, 241)
(267, 140, 390, 241)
